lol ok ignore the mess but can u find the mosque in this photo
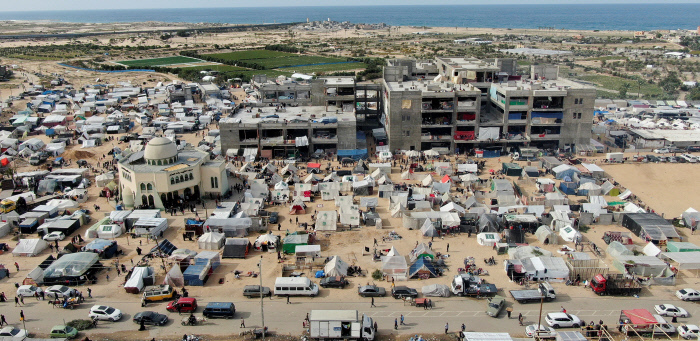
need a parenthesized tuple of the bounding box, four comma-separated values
(117, 137, 228, 209)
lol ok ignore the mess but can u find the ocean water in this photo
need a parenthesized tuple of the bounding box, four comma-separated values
(0, 4, 697, 31)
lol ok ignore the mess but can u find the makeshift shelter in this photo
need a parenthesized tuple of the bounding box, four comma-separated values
(607, 241, 633, 258)
(198, 232, 225, 250)
(13, 238, 48, 256)
(559, 226, 582, 242)
(282, 233, 309, 254)
(552, 164, 581, 180)
(0, 222, 10, 238)
(666, 242, 700, 253)
(420, 219, 439, 237)
(421, 174, 433, 187)
(421, 284, 451, 297)
(535, 225, 558, 245)
(254, 233, 279, 251)
(315, 211, 338, 231)
(577, 182, 602, 196)
(222, 238, 251, 259)
(502, 163, 522, 176)
(289, 199, 306, 215)
(42, 252, 100, 285)
(642, 242, 662, 257)
(83, 239, 118, 258)
(477, 232, 501, 246)
(478, 214, 500, 233)
(660, 252, 700, 270)
(440, 202, 465, 214)
(352, 180, 371, 196)
(381, 247, 408, 280)
(401, 170, 413, 180)
(324, 256, 349, 277)
(614, 255, 669, 276)
(408, 257, 439, 278)
(124, 267, 155, 294)
(96, 224, 123, 239)
(508, 246, 553, 260)
(409, 243, 435, 262)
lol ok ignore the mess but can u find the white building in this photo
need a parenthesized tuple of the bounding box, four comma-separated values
(118, 137, 228, 209)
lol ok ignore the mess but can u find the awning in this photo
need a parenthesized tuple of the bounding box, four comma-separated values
(660, 251, 700, 270)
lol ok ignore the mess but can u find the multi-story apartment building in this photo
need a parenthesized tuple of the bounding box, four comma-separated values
(220, 59, 594, 159)
(380, 59, 594, 153)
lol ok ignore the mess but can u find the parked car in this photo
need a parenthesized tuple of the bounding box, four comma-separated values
(49, 325, 78, 339)
(391, 286, 419, 299)
(42, 231, 65, 241)
(688, 146, 700, 152)
(654, 304, 689, 317)
(269, 212, 279, 224)
(654, 148, 671, 154)
(681, 154, 698, 163)
(653, 315, 677, 336)
(45, 285, 79, 299)
(358, 285, 386, 297)
(646, 155, 660, 162)
(525, 324, 557, 338)
(679, 325, 700, 339)
(320, 276, 349, 288)
(243, 285, 271, 298)
(89, 305, 122, 322)
(166, 298, 198, 313)
(486, 295, 506, 317)
(0, 326, 28, 338)
(133, 311, 168, 326)
(677, 289, 700, 301)
(16, 285, 43, 297)
(545, 312, 583, 328)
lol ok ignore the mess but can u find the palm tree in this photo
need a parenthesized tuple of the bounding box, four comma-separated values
(636, 78, 645, 99)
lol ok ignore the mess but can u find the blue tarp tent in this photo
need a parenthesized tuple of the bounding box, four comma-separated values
(408, 257, 439, 279)
(183, 264, 208, 286)
(559, 182, 578, 195)
(83, 238, 118, 259)
(337, 149, 368, 160)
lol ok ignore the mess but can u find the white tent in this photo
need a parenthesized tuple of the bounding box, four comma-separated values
(324, 256, 349, 277)
(559, 225, 582, 242)
(163, 265, 185, 287)
(339, 205, 360, 226)
(477, 232, 501, 246)
(12, 238, 48, 256)
(315, 211, 338, 231)
(97, 224, 124, 239)
(254, 233, 279, 249)
(405, 150, 420, 158)
(401, 170, 413, 180)
(0, 222, 10, 238)
(643, 242, 662, 257)
(420, 219, 438, 237)
(440, 202, 465, 214)
(124, 266, 153, 293)
(274, 181, 289, 190)
(421, 174, 433, 187)
(95, 172, 115, 187)
(198, 232, 225, 250)
(381, 248, 408, 280)
(423, 149, 439, 156)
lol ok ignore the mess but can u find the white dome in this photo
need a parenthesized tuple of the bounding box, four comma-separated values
(144, 137, 177, 161)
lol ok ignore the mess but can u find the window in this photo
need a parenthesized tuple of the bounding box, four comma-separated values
(578, 113, 582, 119)
(211, 177, 219, 189)
(402, 114, 411, 122)
(573, 113, 577, 119)
(171, 178, 175, 185)
(189, 173, 194, 181)
(180, 175, 185, 183)
(147, 183, 153, 191)
(403, 130, 411, 137)
(175, 177, 180, 184)
(140, 183, 146, 191)
(574, 98, 579, 105)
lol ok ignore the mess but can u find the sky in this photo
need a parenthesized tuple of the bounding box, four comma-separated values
(1, 0, 697, 11)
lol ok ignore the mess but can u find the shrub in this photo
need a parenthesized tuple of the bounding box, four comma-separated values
(371, 269, 383, 280)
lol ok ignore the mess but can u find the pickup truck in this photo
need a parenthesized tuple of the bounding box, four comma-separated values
(510, 282, 556, 303)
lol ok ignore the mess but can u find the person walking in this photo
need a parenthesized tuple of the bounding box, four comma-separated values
(394, 318, 398, 330)
(518, 313, 524, 326)
(461, 323, 466, 333)
(87, 288, 92, 298)
(447, 243, 450, 252)
(507, 307, 513, 318)
(14, 262, 19, 271)
(240, 318, 246, 328)
(286, 296, 290, 304)
(400, 314, 405, 325)
(445, 322, 449, 334)
(14, 296, 19, 306)
(19, 310, 24, 322)
(0, 314, 6, 327)
(371, 297, 376, 308)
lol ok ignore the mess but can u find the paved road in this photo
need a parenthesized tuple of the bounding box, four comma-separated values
(4, 290, 699, 339)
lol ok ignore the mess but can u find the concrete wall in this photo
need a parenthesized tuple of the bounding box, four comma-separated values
(337, 120, 357, 150)
(386, 87, 422, 151)
(560, 87, 596, 147)
(531, 65, 559, 80)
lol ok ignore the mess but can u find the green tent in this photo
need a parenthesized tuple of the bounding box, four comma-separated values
(666, 241, 700, 253)
(282, 233, 309, 254)
(502, 163, 522, 176)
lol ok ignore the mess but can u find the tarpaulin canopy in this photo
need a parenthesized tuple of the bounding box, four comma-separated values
(660, 252, 700, 270)
(324, 256, 349, 277)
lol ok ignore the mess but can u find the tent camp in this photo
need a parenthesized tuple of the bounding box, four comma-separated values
(163, 265, 185, 287)
(409, 243, 435, 262)
(13, 238, 49, 256)
(324, 256, 349, 277)
(222, 238, 251, 259)
(289, 199, 306, 215)
(381, 247, 408, 281)
(607, 241, 633, 258)
(421, 175, 433, 187)
(440, 202, 466, 214)
(198, 232, 225, 250)
(254, 233, 279, 251)
(559, 226, 582, 242)
(408, 257, 439, 279)
(282, 233, 310, 254)
(353, 180, 371, 196)
(124, 266, 155, 294)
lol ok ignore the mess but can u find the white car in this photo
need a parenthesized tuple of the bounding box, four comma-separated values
(42, 231, 65, 241)
(654, 304, 689, 317)
(677, 289, 700, 301)
(545, 313, 583, 328)
(679, 325, 700, 339)
(45, 285, 79, 299)
(654, 148, 670, 154)
(89, 305, 123, 322)
(525, 324, 557, 338)
(0, 326, 28, 338)
(16, 285, 43, 297)
(653, 315, 677, 335)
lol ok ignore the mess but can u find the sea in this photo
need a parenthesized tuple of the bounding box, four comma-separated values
(0, 4, 698, 31)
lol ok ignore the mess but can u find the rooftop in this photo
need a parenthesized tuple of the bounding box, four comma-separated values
(492, 78, 592, 92)
(630, 129, 700, 142)
(384, 79, 480, 94)
(120, 149, 208, 173)
(436, 57, 500, 72)
(323, 77, 355, 86)
(221, 105, 356, 125)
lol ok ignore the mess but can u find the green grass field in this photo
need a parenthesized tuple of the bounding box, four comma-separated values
(178, 65, 249, 72)
(117, 56, 203, 67)
(576, 74, 664, 97)
(204, 50, 347, 69)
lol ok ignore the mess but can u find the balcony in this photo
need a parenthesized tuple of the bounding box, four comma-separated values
(421, 134, 452, 141)
(422, 101, 454, 112)
(533, 98, 563, 110)
(260, 136, 285, 146)
(530, 133, 561, 140)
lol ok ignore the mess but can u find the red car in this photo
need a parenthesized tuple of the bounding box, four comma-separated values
(166, 297, 197, 313)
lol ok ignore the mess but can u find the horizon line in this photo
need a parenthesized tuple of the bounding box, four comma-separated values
(0, 2, 698, 13)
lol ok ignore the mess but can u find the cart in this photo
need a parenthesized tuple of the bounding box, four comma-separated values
(181, 316, 207, 326)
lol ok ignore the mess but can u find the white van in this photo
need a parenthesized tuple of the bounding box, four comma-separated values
(274, 277, 319, 297)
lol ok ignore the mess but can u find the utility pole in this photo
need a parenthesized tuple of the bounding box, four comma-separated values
(259, 255, 266, 339)
(536, 292, 544, 340)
